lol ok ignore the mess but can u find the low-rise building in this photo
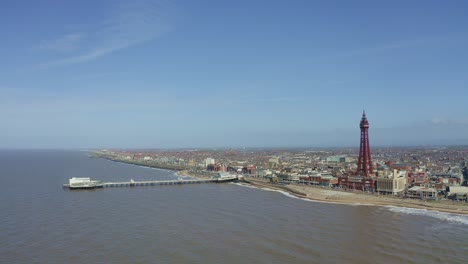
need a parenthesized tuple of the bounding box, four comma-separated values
(407, 186, 438, 200)
(338, 175, 375, 191)
(300, 173, 339, 187)
(256, 168, 272, 178)
(446, 186, 468, 200)
(320, 174, 339, 187)
(268, 157, 280, 169)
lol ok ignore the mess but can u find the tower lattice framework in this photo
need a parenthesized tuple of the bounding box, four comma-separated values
(357, 111, 373, 176)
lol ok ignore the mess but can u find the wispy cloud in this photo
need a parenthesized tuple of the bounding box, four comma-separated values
(37, 33, 86, 53)
(429, 117, 468, 126)
(39, 42, 138, 68)
(35, 0, 174, 69)
(320, 34, 467, 61)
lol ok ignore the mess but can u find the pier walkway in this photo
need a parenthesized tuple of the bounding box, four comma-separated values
(103, 179, 215, 188)
(63, 176, 239, 189)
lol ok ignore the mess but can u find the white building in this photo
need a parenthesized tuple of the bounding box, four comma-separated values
(205, 158, 215, 168)
(256, 169, 273, 178)
(407, 186, 438, 200)
(447, 186, 468, 199)
(376, 169, 407, 195)
(268, 157, 280, 168)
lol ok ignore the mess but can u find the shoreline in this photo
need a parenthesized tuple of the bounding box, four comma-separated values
(243, 178, 468, 216)
(96, 155, 212, 179)
(94, 155, 468, 216)
(96, 156, 186, 172)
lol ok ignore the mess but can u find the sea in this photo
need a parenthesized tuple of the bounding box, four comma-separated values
(1, 150, 467, 264)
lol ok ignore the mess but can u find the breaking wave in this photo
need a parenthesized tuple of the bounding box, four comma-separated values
(386, 206, 468, 226)
(231, 182, 374, 206)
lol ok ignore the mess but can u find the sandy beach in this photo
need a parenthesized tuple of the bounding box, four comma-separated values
(244, 178, 468, 215)
(177, 170, 468, 215)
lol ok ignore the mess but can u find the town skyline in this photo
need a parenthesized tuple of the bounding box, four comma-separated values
(1, 0, 468, 148)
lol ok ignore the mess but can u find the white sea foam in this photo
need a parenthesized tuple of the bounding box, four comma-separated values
(386, 206, 468, 226)
(232, 183, 373, 206)
(230, 182, 258, 189)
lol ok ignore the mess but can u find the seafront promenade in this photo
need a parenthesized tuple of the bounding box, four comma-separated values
(176, 169, 468, 215)
(92, 152, 468, 216)
(242, 177, 468, 215)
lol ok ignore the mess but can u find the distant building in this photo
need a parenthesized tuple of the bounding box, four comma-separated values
(278, 173, 300, 182)
(143, 156, 153, 161)
(462, 165, 468, 186)
(431, 173, 462, 186)
(205, 158, 215, 168)
(389, 163, 412, 171)
(242, 165, 257, 175)
(207, 164, 227, 172)
(408, 171, 429, 186)
(268, 157, 280, 169)
(256, 168, 272, 178)
(326, 156, 352, 163)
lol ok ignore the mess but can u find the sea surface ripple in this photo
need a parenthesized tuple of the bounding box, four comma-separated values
(0, 151, 467, 264)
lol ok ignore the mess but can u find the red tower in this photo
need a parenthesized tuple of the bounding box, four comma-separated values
(357, 111, 373, 176)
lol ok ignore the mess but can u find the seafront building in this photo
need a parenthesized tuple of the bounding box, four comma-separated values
(299, 173, 339, 187)
(446, 186, 468, 200)
(375, 167, 407, 195)
(407, 186, 438, 199)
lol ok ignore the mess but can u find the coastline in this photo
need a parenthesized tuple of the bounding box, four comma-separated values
(95, 155, 186, 171)
(242, 178, 468, 216)
(95, 155, 211, 179)
(93, 155, 468, 216)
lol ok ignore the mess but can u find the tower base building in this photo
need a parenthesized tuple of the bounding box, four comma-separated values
(338, 175, 375, 191)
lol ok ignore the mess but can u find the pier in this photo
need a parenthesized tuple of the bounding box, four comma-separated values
(103, 179, 215, 188)
(63, 176, 239, 189)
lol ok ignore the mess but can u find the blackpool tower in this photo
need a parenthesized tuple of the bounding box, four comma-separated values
(357, 111, 373, 176)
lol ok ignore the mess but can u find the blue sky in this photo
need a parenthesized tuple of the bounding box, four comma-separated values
(1, 0, 468, 148)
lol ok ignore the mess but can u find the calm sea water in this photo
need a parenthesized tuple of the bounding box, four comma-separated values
(1, 150, 467, 264)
